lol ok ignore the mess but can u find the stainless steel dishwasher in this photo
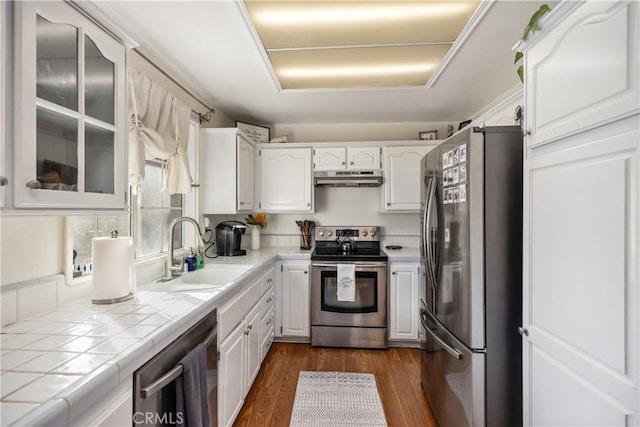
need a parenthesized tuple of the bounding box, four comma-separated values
(133, 309, 217, 426)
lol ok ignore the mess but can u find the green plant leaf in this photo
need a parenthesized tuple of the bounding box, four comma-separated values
(517, 65, 524, 83)
(521, 4, 551, 41)
(514, 51, 523, 65)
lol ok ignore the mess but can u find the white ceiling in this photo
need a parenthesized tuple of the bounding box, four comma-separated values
(93, 0, 551, 125)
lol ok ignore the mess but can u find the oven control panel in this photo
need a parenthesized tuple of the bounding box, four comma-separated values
(315, 226, 380, 241)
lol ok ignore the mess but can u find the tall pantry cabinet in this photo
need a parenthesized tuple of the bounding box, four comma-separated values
(520, 1, 639, 425)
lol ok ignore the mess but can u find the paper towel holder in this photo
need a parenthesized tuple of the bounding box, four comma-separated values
(92, 230, 135, 305)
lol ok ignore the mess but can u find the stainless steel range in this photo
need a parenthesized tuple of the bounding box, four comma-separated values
(311, 226, 388, 349)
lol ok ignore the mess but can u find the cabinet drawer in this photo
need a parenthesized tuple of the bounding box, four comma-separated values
(261, 287, 275, 316)
(261, 308, 275, 341)
(219, 278, 261, 340)
(261, 266, 275, 294)
(261, 323, 275, 358)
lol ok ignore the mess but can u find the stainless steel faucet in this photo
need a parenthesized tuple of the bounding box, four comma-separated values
(165, 216, 206, 280)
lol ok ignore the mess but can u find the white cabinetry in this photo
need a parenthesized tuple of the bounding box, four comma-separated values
(260, 266, 275, 361)
(13, 1, 126, 209)
(218, 277, 262, 427)
(313, 146, 381, 171)
(244, 303, 261, 392)
(524, 1, 639, 149)
(382, 145, 435, 212)
(201, 128, 254, 213)
(388, 263, 420, 342)
(219, 319, 246, 427)
(258, 147, 313, 212)
(276, 261, 310, 339)
(522, 2, 640, 425)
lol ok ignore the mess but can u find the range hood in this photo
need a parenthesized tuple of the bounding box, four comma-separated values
(313, 170, 383, 187)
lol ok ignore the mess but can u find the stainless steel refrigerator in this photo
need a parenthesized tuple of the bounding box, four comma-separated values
(419, 126, 523, 427)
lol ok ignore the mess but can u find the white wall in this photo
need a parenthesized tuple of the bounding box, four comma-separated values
(272, 122, 453, 143)
(207, 186, 419, 240)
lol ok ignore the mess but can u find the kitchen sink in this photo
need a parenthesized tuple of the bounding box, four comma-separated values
(180, 265, 252, 285)
(154, 264, 254, 292)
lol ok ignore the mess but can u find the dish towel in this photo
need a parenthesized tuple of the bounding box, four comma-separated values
(175, 343, 210, 427)
(337, 264, 356, 302)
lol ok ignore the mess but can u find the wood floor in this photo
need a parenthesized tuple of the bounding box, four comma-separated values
(233, 342, 438, 427)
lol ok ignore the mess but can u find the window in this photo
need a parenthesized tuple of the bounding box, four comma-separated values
(66, 115, 199, 283)
(132, 160, 184, 258)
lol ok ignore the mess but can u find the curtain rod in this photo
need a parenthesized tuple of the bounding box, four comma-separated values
(133, 48, 215, 123)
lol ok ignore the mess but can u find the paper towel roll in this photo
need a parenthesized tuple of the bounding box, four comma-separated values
(92, 236, 136, 303)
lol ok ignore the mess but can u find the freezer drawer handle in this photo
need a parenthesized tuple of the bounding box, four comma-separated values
(420, 309, 463, 360)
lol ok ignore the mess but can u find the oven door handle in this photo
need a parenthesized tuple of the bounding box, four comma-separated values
(311, 263, 387, 269)
(139, 324, 218, 399)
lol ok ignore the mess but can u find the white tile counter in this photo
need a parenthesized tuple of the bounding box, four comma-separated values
(0, 247, 310, 426)
(383, 247, 421, 262)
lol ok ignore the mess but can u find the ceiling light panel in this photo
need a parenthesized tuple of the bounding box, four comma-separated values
(242, 0, 482, 90)
(269, 45, 451, 89)
(244, 1, 480, 49)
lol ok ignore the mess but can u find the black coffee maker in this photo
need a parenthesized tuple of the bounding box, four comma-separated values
(215, 221, 247, 256)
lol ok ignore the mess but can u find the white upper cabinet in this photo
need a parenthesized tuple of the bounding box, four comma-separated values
(524, 1, 639, 148)
(200, 128, 254, 214)
(13, 1, 126, 209)
(313, 146, 380, 171)
(259, 147, 313, 212)
(382, 145, 434, 212)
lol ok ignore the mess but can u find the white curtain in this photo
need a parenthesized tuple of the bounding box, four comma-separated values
(128, 70, 192, 194)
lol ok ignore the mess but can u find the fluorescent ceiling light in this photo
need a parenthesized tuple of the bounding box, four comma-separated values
(279, 63, 435, 78)
(255, 4, 476, 25)
(242, 1, 482, 90)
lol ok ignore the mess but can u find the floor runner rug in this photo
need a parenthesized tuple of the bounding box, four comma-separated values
(289, 371, 387, 426)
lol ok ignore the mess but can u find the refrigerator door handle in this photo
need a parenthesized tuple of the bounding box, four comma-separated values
(422, 177, 433, 260)
(424, 177, 438, 293)
(420, 308, 463, 360)
(434, 178, 445, 284)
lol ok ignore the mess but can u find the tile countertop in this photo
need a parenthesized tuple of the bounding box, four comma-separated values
(0, 247, 311, 427)
(383, 247, 421, 262)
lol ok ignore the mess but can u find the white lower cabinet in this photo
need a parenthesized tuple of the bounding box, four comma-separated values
(388, 263, 420, 342)
(244, 304, 262, 392)
(219, 321, 246, 427)
(276, 261, 311, 339)
(218, 264, 275, 427)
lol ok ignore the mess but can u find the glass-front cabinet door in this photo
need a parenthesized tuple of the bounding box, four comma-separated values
(14, 1, 125, 209)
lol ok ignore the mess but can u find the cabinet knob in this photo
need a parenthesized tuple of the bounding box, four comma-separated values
(392, 271, 396, 275)
(522, 129, 531, 137)
(304, 271, 308, 274)
(0, 176, 8, 187)
(306, 203, 310, 207)
(518, 327, 529, 336)
(26, 180, 41, 189)
(266, 297, 272, 303)
(350, 161, 354, 165)
(341, 161, 345, 165)
(240, 201, 244, 205)
(266, 318, 272, 325)
(387, 203, 391, 206)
